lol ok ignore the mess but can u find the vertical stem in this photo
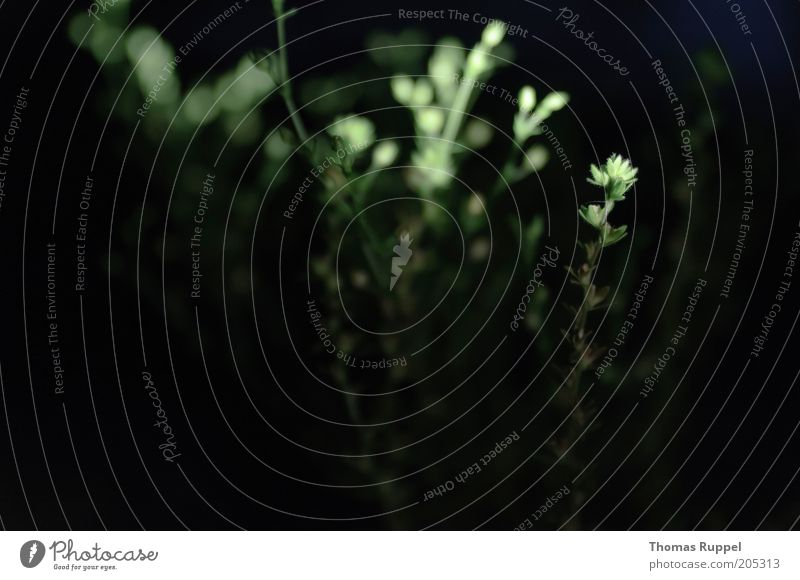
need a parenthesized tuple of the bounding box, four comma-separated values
(567, 240, 600, 399)
(441, 73, 474, 148)
(273, 1, 308, 143)
(324, 167, 385, 287)
(489, 139, 523, 198)
(556, 237, 602, 530)
(441, 45, 489, 154)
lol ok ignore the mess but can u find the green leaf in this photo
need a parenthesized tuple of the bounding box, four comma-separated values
(606, 179, 628, 202)
(588, 163, 605, 186)
(579, 204, 605, 230)
(588, 285, 610, 308)
(602, 224, 628, 247)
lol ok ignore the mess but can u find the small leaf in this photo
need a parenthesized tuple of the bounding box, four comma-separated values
(588, 285, 610, 308)
(579, 204, 605, 230)
(602, 224, 628, 247)
(606, 179, 627, 201)
(588, 163, 605, 186)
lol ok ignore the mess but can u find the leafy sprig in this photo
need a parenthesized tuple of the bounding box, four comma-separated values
(579, 154, 637, 248)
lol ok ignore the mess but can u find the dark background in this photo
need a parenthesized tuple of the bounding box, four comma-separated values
(1, 0, 799, 530)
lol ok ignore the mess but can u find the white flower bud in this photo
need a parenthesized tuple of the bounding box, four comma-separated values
(518, 86, 536, 113)
(416, 108, 445, 135)
(410, 79, 434, 106)
(481, 21, 507, 48)
(390, 76, 414, 104)
(372, 141, 399, 168)
(539, 91, 569, 112)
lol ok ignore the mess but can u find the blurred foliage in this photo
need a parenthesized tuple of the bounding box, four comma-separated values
(66, 1, 761, 529)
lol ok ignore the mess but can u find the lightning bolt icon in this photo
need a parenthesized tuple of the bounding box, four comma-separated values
(390, 232, 413, 291)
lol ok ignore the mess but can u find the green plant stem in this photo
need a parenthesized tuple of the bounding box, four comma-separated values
(275, 5, 308, 144)
(269, 2, 384, 289)
(488, 139, 523, 198)
(567, 243, 599, 397)
(441, 65, 477, 154)
(324, 167, 386, 287)
(554, 236, 603, 529)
